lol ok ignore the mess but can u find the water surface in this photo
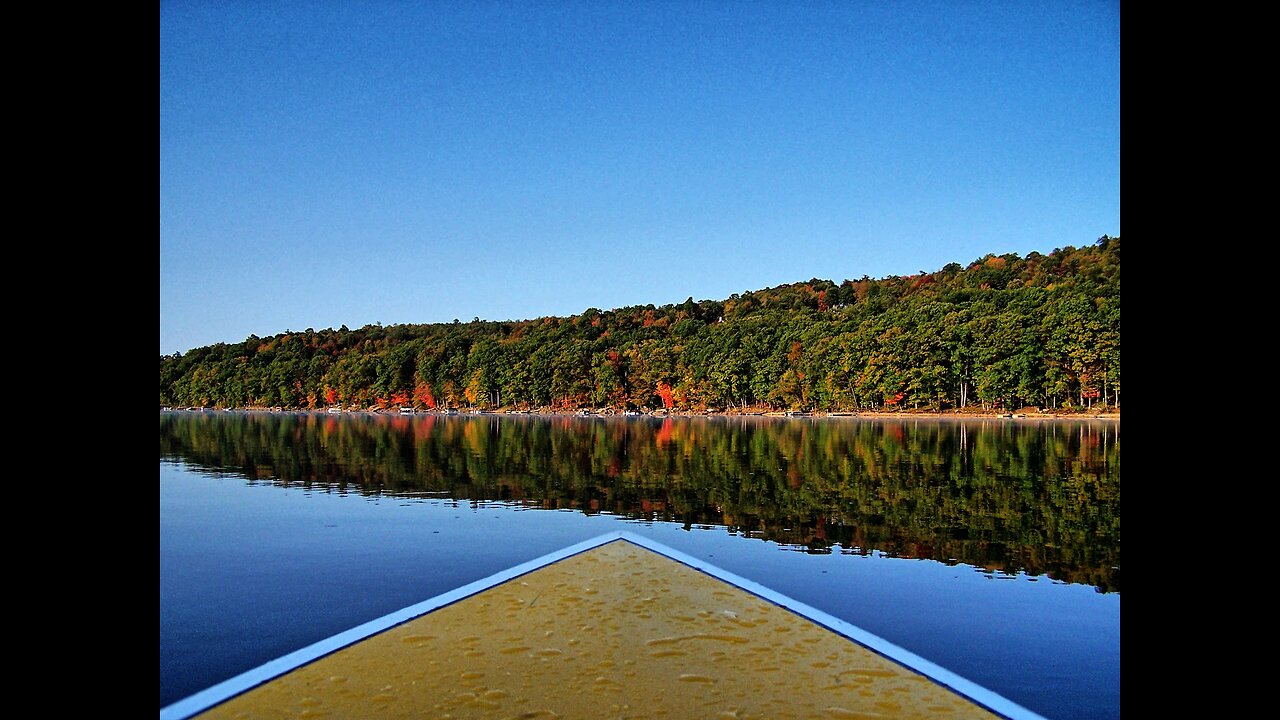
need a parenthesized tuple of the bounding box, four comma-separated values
(160, 412, 1119, 718)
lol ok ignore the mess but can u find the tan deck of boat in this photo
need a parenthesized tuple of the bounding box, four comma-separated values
(192, 538, 1004, 719)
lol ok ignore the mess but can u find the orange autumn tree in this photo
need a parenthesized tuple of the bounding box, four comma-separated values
(656, 381, 675, 409)
(413, 382, 437, 409)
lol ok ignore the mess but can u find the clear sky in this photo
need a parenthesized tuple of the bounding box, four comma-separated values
(160, 1, 1119, 356)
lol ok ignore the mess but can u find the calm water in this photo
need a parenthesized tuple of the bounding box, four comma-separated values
(159, 411, 1119, 719)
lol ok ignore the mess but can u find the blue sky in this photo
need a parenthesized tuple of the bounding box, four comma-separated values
(160, 1, 1119, 356)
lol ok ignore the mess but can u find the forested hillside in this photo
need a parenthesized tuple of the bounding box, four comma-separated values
(160, 237, 1119, 412)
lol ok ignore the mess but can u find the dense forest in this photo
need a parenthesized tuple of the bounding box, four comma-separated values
(160, 237, 1119, 413)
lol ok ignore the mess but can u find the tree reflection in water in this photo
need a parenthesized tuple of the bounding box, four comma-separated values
(160, 412, 1119, 592)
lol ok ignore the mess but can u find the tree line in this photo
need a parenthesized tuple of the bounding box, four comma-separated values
(160, 237, 1119, 413)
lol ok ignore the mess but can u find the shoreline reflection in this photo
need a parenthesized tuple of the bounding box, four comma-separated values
(160, 412, 1120, 592)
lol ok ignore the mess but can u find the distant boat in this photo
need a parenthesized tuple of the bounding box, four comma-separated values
(327, 407, 343, 414)
(399, 407, 416, 415)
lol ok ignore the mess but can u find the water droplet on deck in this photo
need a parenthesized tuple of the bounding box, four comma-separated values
(646, 634, 750, 646)
(836, 668, 899, 679)
(825, 707, 886, 719)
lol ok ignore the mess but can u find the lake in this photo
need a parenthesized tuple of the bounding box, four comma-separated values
(159, 411, 1119, 719)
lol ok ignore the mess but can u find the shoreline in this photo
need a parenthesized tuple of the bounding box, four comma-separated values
(161, 406, 1119, 421)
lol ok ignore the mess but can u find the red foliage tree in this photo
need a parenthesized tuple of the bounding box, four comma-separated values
(413, 383, 437, 409)
(656, 381, 675, 409)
